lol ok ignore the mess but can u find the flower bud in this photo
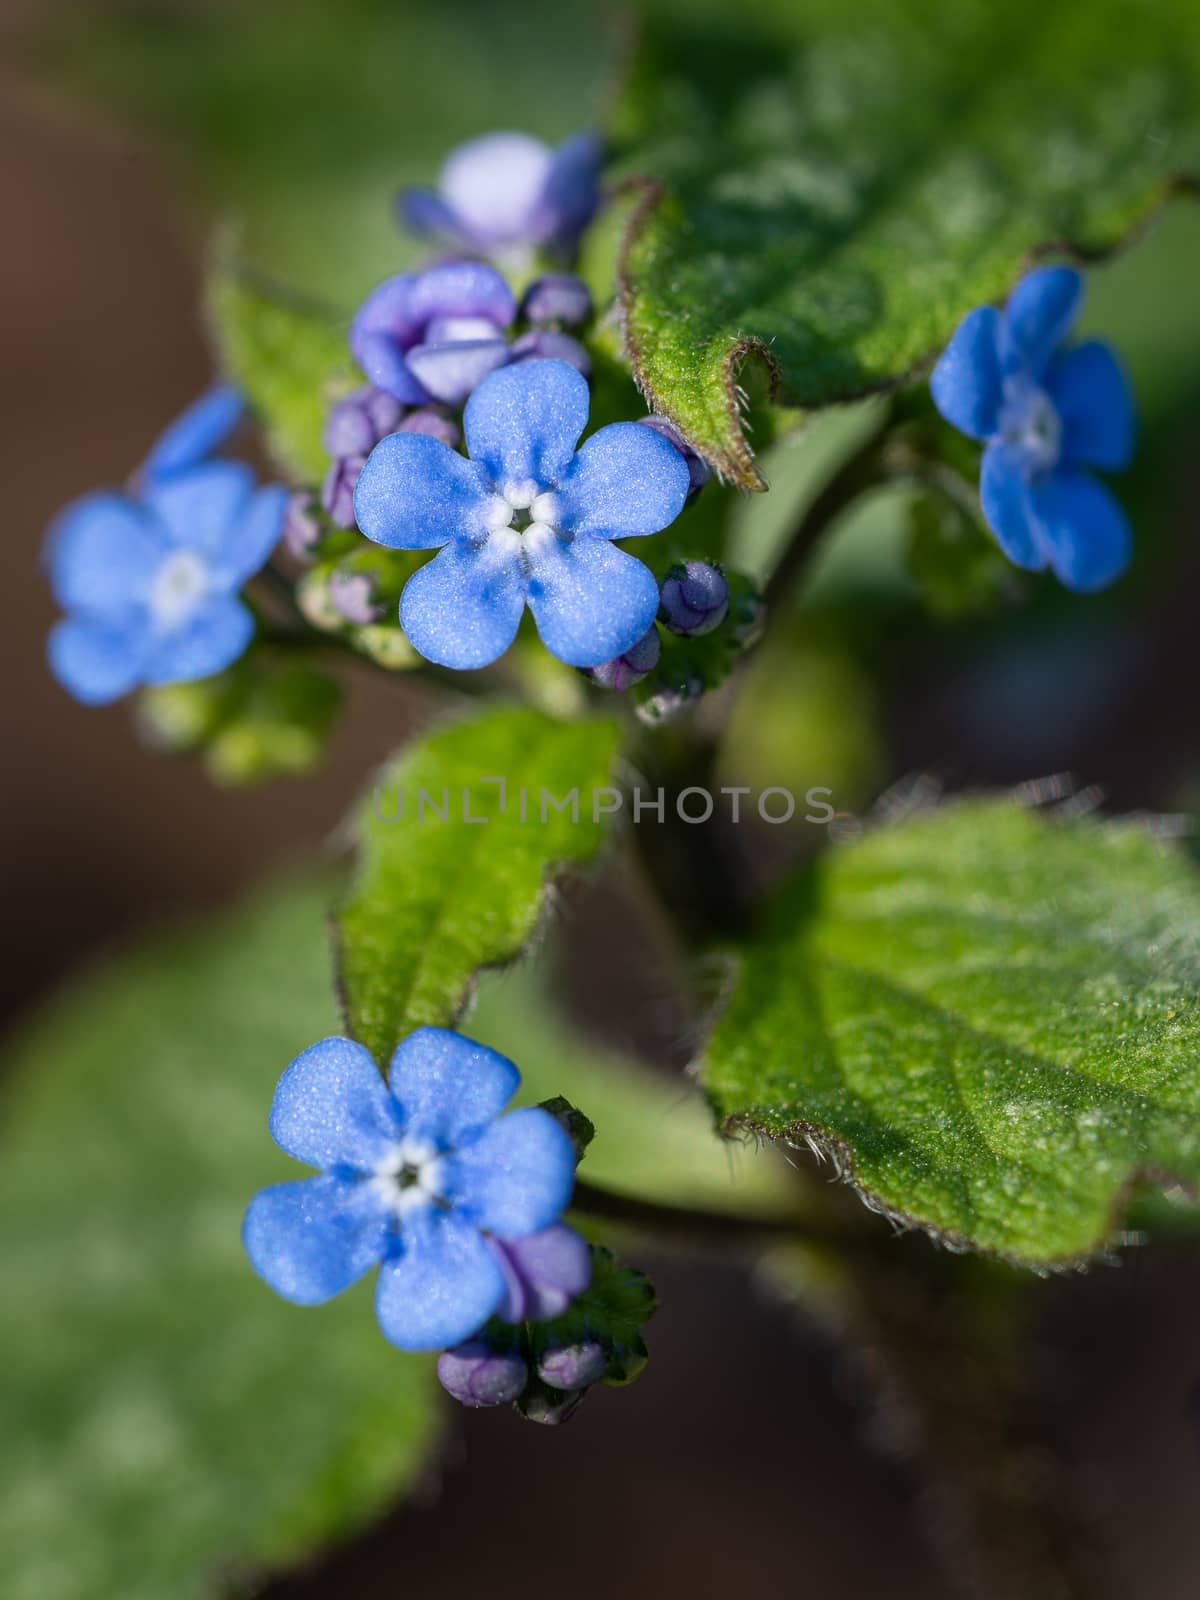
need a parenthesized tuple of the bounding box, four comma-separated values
(637, 415, 712, 498)
(519, 274, 593, 328)
(321, 455, 365, 530)
(437, 1338, 529, 1408)
(510, 330, 591, 378)
(323, 387, 403, 458)
(585, 624, 660, 693)
(282, 491, 322, 561)
(397, 409, 461, 448)
(659, 561, 729, 637)
(492, 1224, 592, 1323)
(328, 569, 384, 626)
(537, 1339, 608, 1390)
(516, 1380, 586, 1426)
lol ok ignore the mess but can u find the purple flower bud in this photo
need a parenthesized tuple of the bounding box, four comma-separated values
(585, 624, 661, 692)
(637, 415, 712, 498)
(519, 274, 593, 328)
(405, 337, 511, 406)
(492, 1224, 592, 1323)
(328, 569, 384, 626)
(509, 329, 590, 378)
(537, 1340, 608, 1390)
(282, 491, 322, 561)
(437, 1339, 529, 1408)
(323, 387, 404, 459)
(659, 561, 729, 636)
(397, 409, 461, 448)
(321, 455, 365, 530)
(517, 1382, 586, 1426)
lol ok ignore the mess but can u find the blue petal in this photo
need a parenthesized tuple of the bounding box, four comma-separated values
(553, 421, 690, 539)
(525, 534, 660, 667)
(386, 1027, 518, 1148)
(1045, 340, 1136, 472)
(143, 462, 255, 558)
(396, 186, 462, 242)
(142, 594, 255, 684)
(444, 1107, 575, 1238)
(1028, 469, 1132, 592)
(463, 359, 589, 489)
(404, 338, 511, 406)
(45, 492, 165, 617)
(141, 385, 245, 483)
(1001, 266, 1083, 376)
(242, 1174, 390, 1305)
(210, 483, 288, 587)
(354, 432, 493, 551)
(268, 1035, 401, 1171)
(400, 541, 525, 670)
(375, 1209, 506, 1350)
(929, 307, 1003, 440)
(47, 615, 150, 705)
(406, 260, 516, 332)
(979, 443, 1046, 571)
(537, 131, 603, 245)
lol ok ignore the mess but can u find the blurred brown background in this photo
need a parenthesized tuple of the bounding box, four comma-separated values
(4, 4, 1200, 1596)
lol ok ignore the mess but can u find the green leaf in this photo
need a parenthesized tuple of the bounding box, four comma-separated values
(701, 799, 1200, 1265)
(208, 268, 353, 482)
(0, 879, 439, 1600)
(610, 0, 1200, 485)
(335, 707, 622, 1062)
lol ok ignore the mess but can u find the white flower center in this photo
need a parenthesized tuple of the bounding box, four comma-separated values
(369, 1138, 444, 1217)
(483, 483, 565, 562)
(150, 549, 210, 629)
(998, 376, 1062, 477)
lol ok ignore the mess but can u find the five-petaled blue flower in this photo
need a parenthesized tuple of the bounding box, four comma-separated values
(242, 1028, 579, 1351)
(45, 387, 286, 705)
(350, 260, 516, 409)
(353, 359, 691, 670)
(930, 266, 1136, 592)
(399, 130, 602, 263)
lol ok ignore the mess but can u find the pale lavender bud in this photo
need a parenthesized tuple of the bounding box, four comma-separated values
(492, 1225, 592, 1323)
(510, 329, 590, 379)
(404, 337, 510, 405)
(437, 1339, 529, 1408)
(585, 624, 660, 692)
(321, 455, 365, 529)
(397, 409, 461, 447)
(637, 415, 712, 498)
(537, 1340, 608, 1390)
(282, 491, 322, 560)
(328, 569, 384, 626)
(323, 387, 403, 458)
(519, 274, 593, 328)
(659, 561, 729, 636)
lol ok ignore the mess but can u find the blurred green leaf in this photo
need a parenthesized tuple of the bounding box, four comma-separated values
(610, 0, 1200, 483)
(0, 879, 439, 1600)
(906, 491, 1019, 622)
(47, 0, 611, 302)
(335, 707, 622, 1062)
(701, 799, 1200, 1265)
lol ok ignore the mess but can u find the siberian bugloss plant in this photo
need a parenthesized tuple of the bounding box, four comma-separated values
(8, 0, 1200, 1596)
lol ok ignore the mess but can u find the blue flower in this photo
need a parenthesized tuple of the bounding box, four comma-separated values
(399, 131, 602, 263)
(242, 1028, 580, 1352)
(45, 390, 285, 704)
(931, 266, 1136, 592)
(349, 260, 516, 407)
(354, 359, 691, 670)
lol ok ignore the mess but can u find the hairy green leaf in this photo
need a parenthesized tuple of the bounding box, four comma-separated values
(335, 707, 622, 1062)
(702, 799, 1200, 1265)
(0, 880, 438, 1600)
(611, 0, 1200, 484)
(209, 269, 353, 482)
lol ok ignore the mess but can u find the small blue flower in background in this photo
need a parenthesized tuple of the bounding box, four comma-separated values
(354, 358, 691, 670)
(45, 388, 286, 705)
(399, 130, 602, 263)
(242, 1028, 582, 1352)
(931, 266, 1136, 592)
(350, 260, 516, 408)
